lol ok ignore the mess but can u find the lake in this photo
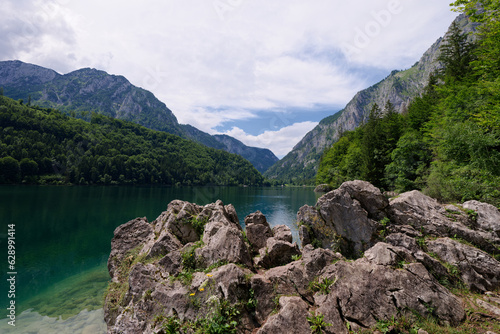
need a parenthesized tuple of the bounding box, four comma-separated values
(0, 185, 319, 333)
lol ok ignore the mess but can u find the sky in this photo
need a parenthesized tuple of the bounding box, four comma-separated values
(0, 0, 458, 158)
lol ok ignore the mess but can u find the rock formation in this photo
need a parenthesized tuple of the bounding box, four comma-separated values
(104, 180, 500, 333)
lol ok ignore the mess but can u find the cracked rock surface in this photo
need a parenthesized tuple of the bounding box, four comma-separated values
(104, 181, 500, 333)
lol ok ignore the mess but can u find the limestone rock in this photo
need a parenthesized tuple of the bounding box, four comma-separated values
(107, 217, 153, 280)
(427, 238, 500, 292)
(463, 200, 500, 235)
(273, 225, 293, 243)
(338, 180, 389, 220)
(256, 237, 300, 269)
(389, 190, 500, 254)
(316, 183, 379, 255)
(316, 260, 465, 332)
(197, 225, 253, 269)
(256, 297, 310, 334)
(245, 211, 273, 251)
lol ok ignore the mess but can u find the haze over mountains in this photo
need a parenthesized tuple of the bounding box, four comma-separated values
(0, 60, 278, 173)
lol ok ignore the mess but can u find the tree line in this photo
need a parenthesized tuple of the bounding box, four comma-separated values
(317, 0, 500, 207)
(0, 96, 264, 186)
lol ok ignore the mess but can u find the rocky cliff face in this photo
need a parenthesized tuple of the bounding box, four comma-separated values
(104, 180, 500, 334)
(0, 60, 279, 172)
(264, 14, 479, 182)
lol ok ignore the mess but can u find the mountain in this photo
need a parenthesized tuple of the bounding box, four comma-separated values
(0, 60, 278, 173)
(0, 95, 264, 186)
(264, 14, 478, 183)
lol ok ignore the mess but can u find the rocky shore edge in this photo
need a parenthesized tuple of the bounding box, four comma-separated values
(104, 180, 500, 334)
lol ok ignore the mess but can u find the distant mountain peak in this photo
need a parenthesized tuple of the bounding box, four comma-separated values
(264, 13, 477, 183)
(0, 60, 278, 173)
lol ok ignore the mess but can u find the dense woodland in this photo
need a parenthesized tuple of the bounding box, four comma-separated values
(317, 0, 500, 207)
(0, 96, 264, 186)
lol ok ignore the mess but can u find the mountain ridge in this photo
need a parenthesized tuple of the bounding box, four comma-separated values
(0, 60, 278, 173)
(264, 13, 478, 183)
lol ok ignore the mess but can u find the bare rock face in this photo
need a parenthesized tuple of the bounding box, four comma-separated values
(105, 181, 497, 334)
(389, 190, 500, 254)
(299, 180, 386, 256)
(107, 217, 153, 281)
(245, 211, 273, 251)
(463, 200, 500, 236)
(256, 297, 310, 334)
(316, 259, 465, 333)
(427, 238, 500, 293)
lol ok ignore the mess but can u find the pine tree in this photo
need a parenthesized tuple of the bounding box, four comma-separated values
(437, 21, 475, 82)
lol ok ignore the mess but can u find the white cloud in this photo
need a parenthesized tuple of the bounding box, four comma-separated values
(0, 0, 459, 156)
(222, 121, 319, 158)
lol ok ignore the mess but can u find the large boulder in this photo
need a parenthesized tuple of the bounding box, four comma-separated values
(255, 237, 300, 269)
(389, 190, 500, 254)
(315, 255, 465, 333)
(299, 180, 385, 256)
(245, 211, 273, 251)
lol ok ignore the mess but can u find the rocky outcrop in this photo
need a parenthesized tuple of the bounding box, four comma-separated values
(104, 181, 500, 334)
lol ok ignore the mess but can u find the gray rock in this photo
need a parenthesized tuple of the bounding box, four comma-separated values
(251, 274, 275, 325)
(245, 211, 273, 251)
(389, 190, 500, 254)
(164, 200, 203, 244)
(316, 184, 379, 255)
(314, 184, 334, 193)
(364, 242, 415, 267)
(197, 225, 253, 269)
(339, 180, 389, 220)
(256, 297, 310, 334)
(427, 238, 500, 293)
(463, 200, 500, 235)
(256, 237, 300, 269)
(385, 233, 420, 253)
(107, 217, 153, 280)
(316, 260, 465, 332)
(273, 225, 293, 243)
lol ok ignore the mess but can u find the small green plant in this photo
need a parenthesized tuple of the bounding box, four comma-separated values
(181, 241, 204, 271)
(246, 288, 257, 311)
(378, 217, 391, 239)
(309, 276, 337, 295)
(466, 209, 478, 223)
(190, 215, 209, 236)
(161, 316, 182, 334)
(291, 254, 302, 261)
(307, 312, 332, 334)
(416, 236, 427, 250)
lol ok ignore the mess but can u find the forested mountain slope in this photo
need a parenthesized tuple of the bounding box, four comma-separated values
(264, 13, 478, 183)
(0, 95, 264, 186)
(0, 60, 278, 172)
(317, 0, 500, 207)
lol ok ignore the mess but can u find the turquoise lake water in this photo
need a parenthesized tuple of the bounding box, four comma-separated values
(0, 185, 318, 333)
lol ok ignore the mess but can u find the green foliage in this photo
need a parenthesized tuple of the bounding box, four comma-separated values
(194, 298, 240, 334)
(0, 156, 21, 183)
(309, 276, 337, 295)
(317, 7, 500, 207)
(0, 96, 264, 186)
(181, 241, 204, 273)
(307, 312, 332, 334)
(437, 20, 475, 83)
